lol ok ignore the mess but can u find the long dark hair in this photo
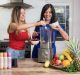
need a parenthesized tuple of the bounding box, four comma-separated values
(40, 4, 57, 24)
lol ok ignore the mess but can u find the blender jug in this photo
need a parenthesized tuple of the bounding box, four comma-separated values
(38, 26, 53, 62)
(40, 27, 52, 48)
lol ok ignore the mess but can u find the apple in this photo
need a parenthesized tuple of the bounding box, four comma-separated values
(55, 59, 61, 66)
(59, 54, 64, 61)
(54, 55, 59, 61)
(53, 55, 59, 64)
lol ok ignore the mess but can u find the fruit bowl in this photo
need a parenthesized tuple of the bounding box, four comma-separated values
(49, 63, 63, 69)
(49, 59, 63, 69)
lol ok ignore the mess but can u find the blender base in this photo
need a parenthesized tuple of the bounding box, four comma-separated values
(38, 48, 53, 63)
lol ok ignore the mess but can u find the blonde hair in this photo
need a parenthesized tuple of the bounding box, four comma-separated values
(7, 6, 26, 33)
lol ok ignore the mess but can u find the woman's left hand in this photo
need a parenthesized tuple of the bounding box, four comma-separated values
(50, 24, 61, 31)
(50, 23, 69, 40)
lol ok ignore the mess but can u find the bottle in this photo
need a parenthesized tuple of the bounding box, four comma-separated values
(3, 52, 8, 69)
(7, 53, 12, 69)
(12, 59, 18, 68)
(0, 53, 4, 69)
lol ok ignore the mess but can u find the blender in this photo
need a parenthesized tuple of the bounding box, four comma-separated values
(38, 25, 53, 62)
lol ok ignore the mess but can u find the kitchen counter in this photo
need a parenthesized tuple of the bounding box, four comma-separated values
(0, 58, 80, 75)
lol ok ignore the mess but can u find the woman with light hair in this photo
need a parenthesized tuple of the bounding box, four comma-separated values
(7, 6, 46, 67)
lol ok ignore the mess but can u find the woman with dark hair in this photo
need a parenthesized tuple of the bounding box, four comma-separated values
(7, 6, 46, 67)
(32, 4, 69, 59)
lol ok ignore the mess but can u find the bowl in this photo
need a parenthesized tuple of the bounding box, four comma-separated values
(31, 40, 39, 45)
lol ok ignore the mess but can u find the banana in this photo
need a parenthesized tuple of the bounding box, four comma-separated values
(63, 51, 73, 62)
(63, 48, 71, 55)
(63, 48, 74, 59)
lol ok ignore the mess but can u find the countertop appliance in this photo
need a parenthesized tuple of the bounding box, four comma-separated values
(38, 26, 53, 62)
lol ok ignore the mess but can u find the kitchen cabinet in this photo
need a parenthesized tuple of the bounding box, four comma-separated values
(0, 40, 31, 58)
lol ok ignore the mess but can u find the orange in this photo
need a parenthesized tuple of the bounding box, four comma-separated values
(62, 60, 70, 67)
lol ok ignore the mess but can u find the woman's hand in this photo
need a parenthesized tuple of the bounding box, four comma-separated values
(50, 23, 61, 31)
(32, 31, 39, 41)
(32, 31, 38, 37)
(50, 23, 69, 40)
(53, 24, 61, 31)
(37, 20, 46, 26)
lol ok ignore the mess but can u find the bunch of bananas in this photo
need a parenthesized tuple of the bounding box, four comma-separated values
(62, 48, 74, 62)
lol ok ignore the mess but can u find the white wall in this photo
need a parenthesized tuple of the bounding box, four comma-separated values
(0, 8, 11, 40)
(73, 0, 80, 40)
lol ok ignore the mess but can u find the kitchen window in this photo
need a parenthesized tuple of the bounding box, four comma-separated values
(54, 5, 69, 41)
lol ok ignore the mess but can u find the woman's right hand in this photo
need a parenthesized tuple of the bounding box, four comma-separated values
(32, 31, 39, 41)
(37, 20, 46, 26)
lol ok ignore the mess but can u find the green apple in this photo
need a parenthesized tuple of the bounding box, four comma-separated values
(59, 54, 64, 61)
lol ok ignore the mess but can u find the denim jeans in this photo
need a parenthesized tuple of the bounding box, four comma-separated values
(6, 47, 25, 59)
